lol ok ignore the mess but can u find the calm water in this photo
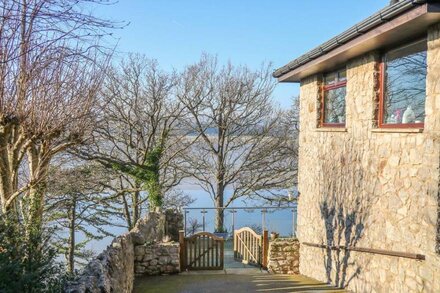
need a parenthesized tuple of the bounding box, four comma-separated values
(81, 182, 297, 254)
(183, 188, 296, 236)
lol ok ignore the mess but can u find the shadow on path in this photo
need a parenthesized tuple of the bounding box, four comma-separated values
(134, 274, 347, 293)
(135, 239, 347, 292)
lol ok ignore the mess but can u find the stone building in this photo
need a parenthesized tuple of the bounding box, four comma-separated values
(274, 1, 440, 292)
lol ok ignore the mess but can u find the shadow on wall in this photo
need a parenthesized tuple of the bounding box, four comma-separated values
(318, 138, 376, 289)
(320, 199, 364, 288)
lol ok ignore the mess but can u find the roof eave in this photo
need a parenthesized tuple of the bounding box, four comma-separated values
(275, 1, 440, 83)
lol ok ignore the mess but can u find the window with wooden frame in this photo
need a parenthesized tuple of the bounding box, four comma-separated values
(320, 69, 347, 127)
(379, 39, 427, 128)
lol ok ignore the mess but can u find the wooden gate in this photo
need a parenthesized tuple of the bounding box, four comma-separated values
(179, 231, 224, 271)
(234, 227, 268, 268)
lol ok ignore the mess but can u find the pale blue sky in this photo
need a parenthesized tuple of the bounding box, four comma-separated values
(97, 0, 389, 108)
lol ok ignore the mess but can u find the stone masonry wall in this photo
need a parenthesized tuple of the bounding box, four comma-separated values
(134, 242, 180, 276)
(267, 238, 300, 275)
(65, 210, 182, 293)
(297, 23, 440, 292)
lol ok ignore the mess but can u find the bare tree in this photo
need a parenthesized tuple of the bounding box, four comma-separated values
(177, 55, 298, 231)
(163, 190, 195, 211)
(249, 223, 263, 235)
(0, 0, 117, 228)
(77, 54, 192, 229)
(186, 217, 203, 235)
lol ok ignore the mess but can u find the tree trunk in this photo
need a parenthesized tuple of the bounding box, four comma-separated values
(215, 111, 226, 232)
(27, 183, 47, 232)
(215, 136, 225, 232)
(0, 172, 14, 214)
(215, 182, 224, 232)
(67, 197, 77, 274)
(0, 126, 12, 213)
(0, 124, 24, 215)
(121, 192, 132, 230)
(132, 189, 140, 227)
(26, 143, 50, 232)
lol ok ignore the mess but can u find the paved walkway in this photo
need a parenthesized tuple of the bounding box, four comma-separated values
(223, 239, 260, 270)
(134, 240, 346, 293)
(134, 272, 347, 293)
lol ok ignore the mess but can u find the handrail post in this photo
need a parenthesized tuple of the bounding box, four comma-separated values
(292, 205, 297, 238)
(201, 209, 207, 231)
(233, 229, 237, 259)
(184, 210, 189, 237)
(179, 230, 185, 271)
(262, 230, 269, 269)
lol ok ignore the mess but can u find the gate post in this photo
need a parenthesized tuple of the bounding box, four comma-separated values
(262, 230, 269, 269)
(179, 230, 186, 271)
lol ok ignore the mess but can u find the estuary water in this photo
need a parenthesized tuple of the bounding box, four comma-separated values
(83, 181, 297, 255)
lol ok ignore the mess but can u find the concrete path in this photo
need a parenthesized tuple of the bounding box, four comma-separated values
(223, 239, 260, 270)
(134, 240, 346, 292)
(134, 273, 347, 293)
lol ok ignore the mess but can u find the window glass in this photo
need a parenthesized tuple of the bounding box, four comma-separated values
(324, 72, 337, 85)
(322, 69, 346, 125)
(383, 40, 427, 125)
(338, 70, 347, 81)
(324, 86, 346, 124)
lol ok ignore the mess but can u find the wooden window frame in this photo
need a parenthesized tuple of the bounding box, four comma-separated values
(378, 41, 426, 129)
(320, 72, 347, 128)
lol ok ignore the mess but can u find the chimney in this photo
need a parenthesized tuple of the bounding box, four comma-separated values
(389, 0, 399, 5)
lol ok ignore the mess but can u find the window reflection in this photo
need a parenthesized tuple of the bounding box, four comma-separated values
(383, 40, 427, 125)
(324, 87, 346, 123)
(323, 69, 346, 125)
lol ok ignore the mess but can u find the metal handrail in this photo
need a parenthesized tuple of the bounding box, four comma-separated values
(183, 205, 298, 237)
(303, 242, 425, 261)
(183, 205, 296, 210)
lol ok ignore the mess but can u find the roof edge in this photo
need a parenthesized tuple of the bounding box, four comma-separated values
(273, 0, 427, 79)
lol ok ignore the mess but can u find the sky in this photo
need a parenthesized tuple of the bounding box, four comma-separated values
(86, 0, 393, 252)
(96, 0, 389, 108)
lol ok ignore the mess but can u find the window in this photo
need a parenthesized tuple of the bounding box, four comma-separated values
(321, 69, 346, 127)
(379, 39, 427, 128)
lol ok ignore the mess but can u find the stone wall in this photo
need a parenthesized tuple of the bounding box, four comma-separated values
(297, 23, 440, 292)
(65, 210, 182, 293)
(134, 242, 180, 276)
(267, 238, 300, 275)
